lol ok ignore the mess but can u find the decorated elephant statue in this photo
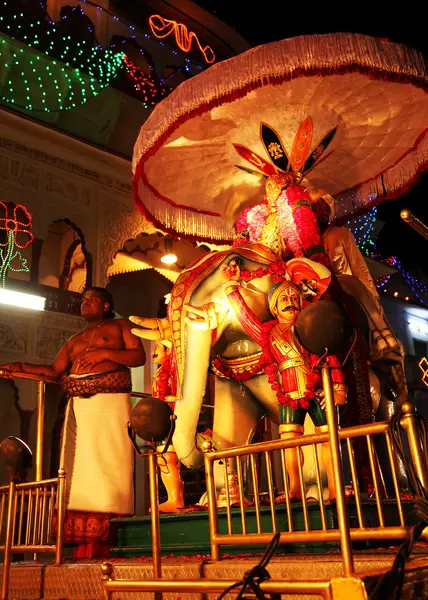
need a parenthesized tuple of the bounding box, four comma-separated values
(131, 239, 395, 501)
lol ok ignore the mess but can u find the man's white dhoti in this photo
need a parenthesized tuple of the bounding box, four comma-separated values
(60, 392, 134, 515)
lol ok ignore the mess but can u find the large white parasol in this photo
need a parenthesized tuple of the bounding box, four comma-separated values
(132, 33, 428, 243)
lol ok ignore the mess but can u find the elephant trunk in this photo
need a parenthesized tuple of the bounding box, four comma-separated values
(173, 325, 212, 469)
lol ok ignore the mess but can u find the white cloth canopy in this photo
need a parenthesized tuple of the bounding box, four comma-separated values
(132, 33, 428, 242)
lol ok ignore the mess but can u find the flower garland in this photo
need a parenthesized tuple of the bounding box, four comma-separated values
(234, 202, 269, 246)
(211, 356, 263, 382)
(233, 185, 326, 263)
(285, 185, 326, 263)
(154, 353, 172, 402)
(239, 259, 289, 284)
(276, 189, 304, 258)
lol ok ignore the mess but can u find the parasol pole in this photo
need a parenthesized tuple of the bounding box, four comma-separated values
(400, 209, 428, 241)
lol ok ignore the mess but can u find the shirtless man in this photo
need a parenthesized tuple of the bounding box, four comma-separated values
(1, 287, 145, 379)
(1, 287, 146, 559)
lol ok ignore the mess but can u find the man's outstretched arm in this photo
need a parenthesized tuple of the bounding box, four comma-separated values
(0, 342, 71, 379)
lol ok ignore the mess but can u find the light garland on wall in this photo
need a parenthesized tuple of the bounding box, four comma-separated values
(0, 202, 34, 288)
(74, 0, 205, 70)
(374, 254, 428, 306)
(419, 357, 428, 388)
(347, 204, 428, 307)
(148, 14, 215, 64)
(0, 36, 124, 112)
(0, 1, 200, 112)
(123, 54, 168, 107)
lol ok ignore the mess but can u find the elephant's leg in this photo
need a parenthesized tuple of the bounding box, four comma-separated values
(211, 376, 264, 495)
(243, 374, 279, 422)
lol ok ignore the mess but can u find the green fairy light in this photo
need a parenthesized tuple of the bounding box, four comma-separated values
(0, 202, 34, 289)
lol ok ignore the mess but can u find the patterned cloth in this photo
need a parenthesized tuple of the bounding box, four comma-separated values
(59, 371, 134, 544)
(61, 368, 132, 398)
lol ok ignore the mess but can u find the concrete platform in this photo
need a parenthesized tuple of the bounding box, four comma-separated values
(2, 546, 428, 600)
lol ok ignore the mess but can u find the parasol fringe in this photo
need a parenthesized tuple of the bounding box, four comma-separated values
(132, 33, 428, 240)
(334, 132, 428, 223)
(137, 179, 234, 242)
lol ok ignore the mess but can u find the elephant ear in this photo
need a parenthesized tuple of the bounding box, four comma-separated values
(169, 250, 232, 396)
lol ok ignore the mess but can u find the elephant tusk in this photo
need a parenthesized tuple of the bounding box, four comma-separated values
(131, 328, 161, 341)
(129, 315, 169, 330)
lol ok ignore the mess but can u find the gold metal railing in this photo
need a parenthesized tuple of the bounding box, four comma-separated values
(0, 469, 66, 600)
(202, 394, 428, 572)
(401, 209, 428, 241)
(100, 366, 428, 599)
(101, 562, 340, 600)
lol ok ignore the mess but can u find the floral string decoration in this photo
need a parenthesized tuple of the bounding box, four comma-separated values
(0, 202, 34, 288)
(155, 350, 174, 410)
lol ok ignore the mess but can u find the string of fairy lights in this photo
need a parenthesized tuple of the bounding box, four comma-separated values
(348, 208, 428, 306)
(0, 0, 206, 112)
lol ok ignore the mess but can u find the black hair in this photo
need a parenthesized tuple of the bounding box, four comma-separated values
(84, 287, 115, 320)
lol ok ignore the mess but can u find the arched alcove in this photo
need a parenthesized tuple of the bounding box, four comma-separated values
(38, 218, 92, 291)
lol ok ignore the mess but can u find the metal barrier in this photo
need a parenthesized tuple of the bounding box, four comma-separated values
(101, 561, 340, 599)
(0, 469, 66, 600)
(100, 367, 428, 599)
(202, 395, 428, 570)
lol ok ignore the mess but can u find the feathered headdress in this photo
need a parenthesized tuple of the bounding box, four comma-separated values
(233, 118, 337, 183)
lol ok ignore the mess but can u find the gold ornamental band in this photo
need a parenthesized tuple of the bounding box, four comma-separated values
(222, 281, 241, 295)
(277, 357, 306, 372)
(333, 383, 347, 392)
(278, 423, 305, 435)
(222, 352, 262, 368)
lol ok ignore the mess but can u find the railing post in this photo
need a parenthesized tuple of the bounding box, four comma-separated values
(400, 402, 428, 491)
(36, 379, 45, 482)
(148, 450, 162, 600)
(101, 562, 114, 600)
(55, 468, 66, 565)
(1, 480, 16, 600)
(202, 441, 220, 561)
(322, 366, 354, 577)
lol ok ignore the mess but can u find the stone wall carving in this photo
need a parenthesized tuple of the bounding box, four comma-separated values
(0, 153, 41, 191)
(0, 322, 28, 355)
(0, 139, 132, 194)
(36, 326, 76, 360)
(0, 306, 83, 364)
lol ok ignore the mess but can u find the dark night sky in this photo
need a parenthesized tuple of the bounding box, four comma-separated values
(191, 1, 428, 273)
